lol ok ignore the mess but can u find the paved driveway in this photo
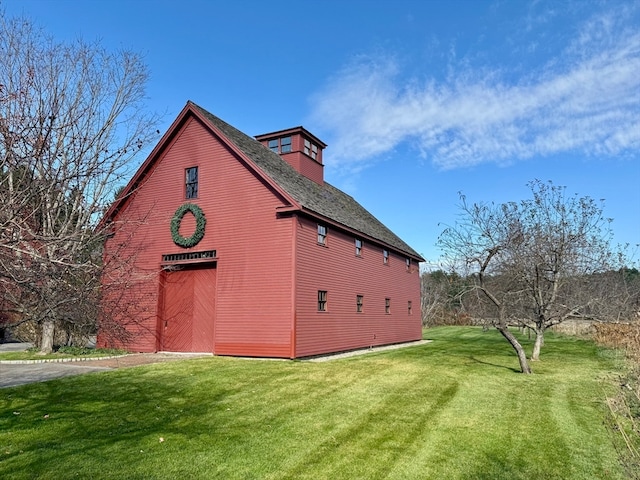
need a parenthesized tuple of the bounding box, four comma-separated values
(0, 343, 210, 388)
(0, 343, 110, 388)
(1, 362, 112, 388)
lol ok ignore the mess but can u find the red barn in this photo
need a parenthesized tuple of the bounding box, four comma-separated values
(98, 101, 424, 358)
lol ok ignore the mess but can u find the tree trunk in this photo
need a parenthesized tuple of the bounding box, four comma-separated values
(39, 318, 55, 354)
(531, 328, 545, 361)
(496, 325, 532, 374)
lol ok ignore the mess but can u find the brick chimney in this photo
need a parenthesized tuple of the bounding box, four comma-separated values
(255, 127, 327, 184)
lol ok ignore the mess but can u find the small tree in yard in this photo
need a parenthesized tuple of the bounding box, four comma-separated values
(438, 180, 633, 374)
(0, 12, 158, 353)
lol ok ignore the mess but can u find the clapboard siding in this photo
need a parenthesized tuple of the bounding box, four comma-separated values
(100, 116, 294, 355)
(294, 216, 421, 357)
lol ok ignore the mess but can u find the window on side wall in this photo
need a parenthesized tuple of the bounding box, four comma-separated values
(185, 167, 198, 199)
(318, 290, 327, 312)
(356, 295, 363, 313)
(383, 249, 389, 265)
(408, 301, 412, 315)
(385, 298, 391, 314)
(317, 224, 327, 246)
(355, 238, 362, 256)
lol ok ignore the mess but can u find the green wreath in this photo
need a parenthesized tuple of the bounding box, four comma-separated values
(170, 203, 206, 248)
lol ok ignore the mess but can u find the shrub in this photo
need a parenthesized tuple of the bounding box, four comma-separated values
(54, 346, 127, 356)
(593, 321, 640, 478)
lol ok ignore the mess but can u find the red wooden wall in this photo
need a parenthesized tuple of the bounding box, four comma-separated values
(294, 216, 422, 358)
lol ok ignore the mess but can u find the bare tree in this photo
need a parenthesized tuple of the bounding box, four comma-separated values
(0, 12, 158, 353)
(421, 270, 469, 327)
(438, 180, 631, 374)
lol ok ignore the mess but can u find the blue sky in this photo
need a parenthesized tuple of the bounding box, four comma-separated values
(4, 0, 639, 266)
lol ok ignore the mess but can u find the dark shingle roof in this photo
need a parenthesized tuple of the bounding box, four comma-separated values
(192, 102, 423, 260)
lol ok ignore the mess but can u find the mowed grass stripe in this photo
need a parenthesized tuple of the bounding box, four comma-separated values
(0, 327, 626, 479)
(274, 363, 460, 479)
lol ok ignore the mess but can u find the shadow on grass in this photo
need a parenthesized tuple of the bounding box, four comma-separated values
(2, 358, 414, 478)
(468, 355, 522, 374)
(1, 361, 257, 477)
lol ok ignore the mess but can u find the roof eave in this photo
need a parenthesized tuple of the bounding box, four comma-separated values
(287, 206, 424, 262)
(189, 104, 301, 210)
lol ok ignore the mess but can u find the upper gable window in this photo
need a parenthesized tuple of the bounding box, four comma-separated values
(355, 238, 362, 256)
(185, 167, 198, 199)
(268, 139, 279, 152)
(317, 224, 327, 246)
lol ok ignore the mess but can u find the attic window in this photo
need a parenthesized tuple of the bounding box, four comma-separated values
(383, 249, 389, 265)
(185, 167, 198, 199)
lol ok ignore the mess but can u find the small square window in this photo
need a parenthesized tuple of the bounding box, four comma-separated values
(408, 301, 412, 315)
(281, 136, 292, 153)
(317, 224, 327, 246)
(385, 298, 391, 314)
(356, 295, 363, 313)
(355, 238, 362, 256)
(318, 290, 327, 312)
(185, 167, 198, 199)
(383, 249, 389, 265)
(268, 139, 279, 152)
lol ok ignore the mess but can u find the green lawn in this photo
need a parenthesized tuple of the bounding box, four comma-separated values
(0, 348, 127, 361)
(0, 327, 628, 479)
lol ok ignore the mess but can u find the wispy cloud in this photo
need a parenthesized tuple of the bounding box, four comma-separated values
(310, 6, 640, 172)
